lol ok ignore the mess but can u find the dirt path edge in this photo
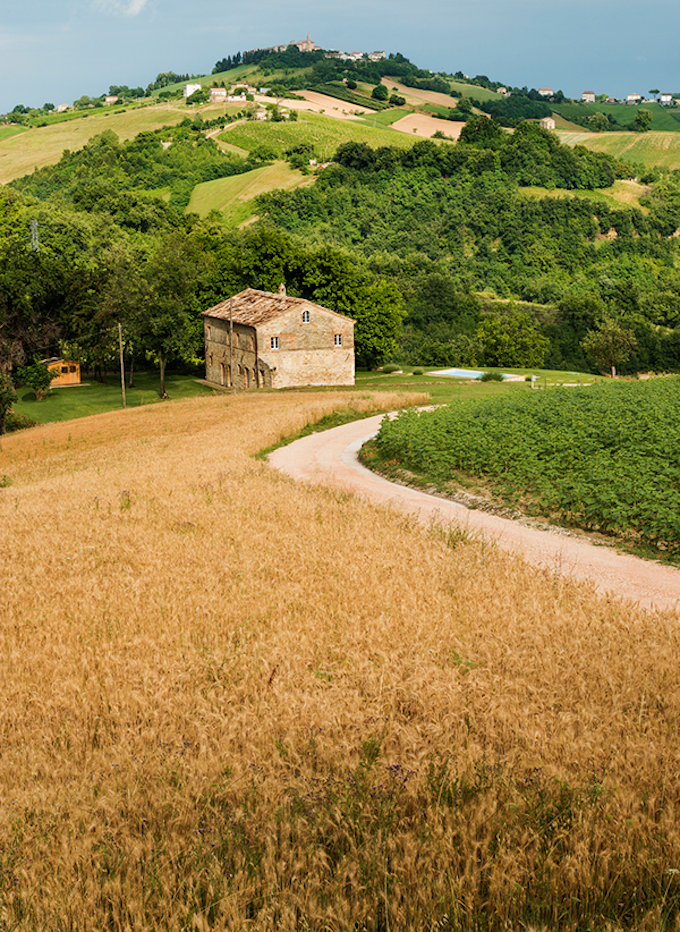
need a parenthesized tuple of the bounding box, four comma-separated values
(268, 413, 680, 615)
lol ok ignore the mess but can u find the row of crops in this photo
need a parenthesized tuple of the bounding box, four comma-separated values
(369, 378, 680, 558)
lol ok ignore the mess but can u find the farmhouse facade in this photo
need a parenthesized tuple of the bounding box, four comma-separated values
(203, 287, 355, 390)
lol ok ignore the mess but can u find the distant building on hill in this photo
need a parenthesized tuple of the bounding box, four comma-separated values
(183, 83, 202, 98)
(203, 286, 355, 390)
(293, 33, 319, 52)
(540, 117, 556, 130)
(660, 93, 673, 106)
(581, 91, 596, 103)
(209, 87, 227, 102)
(627, 93, 642, 105)
(538, 87, 554, 97)
(497, 87, 508, 96)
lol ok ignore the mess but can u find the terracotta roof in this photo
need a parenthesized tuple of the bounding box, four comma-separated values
(203, 288, 355, 326)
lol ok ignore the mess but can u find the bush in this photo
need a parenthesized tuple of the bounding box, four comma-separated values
(480, 371, 503, 382)
(371, 85, 389, 101)
(412, 367, 424, 375)
(382, 364, 401, 373)
(5, 411, 37, 432)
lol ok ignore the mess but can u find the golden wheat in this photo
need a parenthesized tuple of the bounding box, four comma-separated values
(0, 390, 678, 930)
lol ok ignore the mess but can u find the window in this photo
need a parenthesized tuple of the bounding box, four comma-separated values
(61, 366, 68, 374)
(271, 336, 279, 349)
(69, 365, 76, 373)
(302, 310, 310, 323)
(334, 334, 343, 346)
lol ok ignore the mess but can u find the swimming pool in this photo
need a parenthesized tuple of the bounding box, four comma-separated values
(431, 368, 516, 380)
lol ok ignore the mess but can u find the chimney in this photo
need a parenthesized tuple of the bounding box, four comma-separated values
(278, 283, 286, 297)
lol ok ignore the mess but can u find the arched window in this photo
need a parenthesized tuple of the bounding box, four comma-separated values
(302, 310, 310, 323)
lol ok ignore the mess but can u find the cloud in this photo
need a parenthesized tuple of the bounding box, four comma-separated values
(93, 0, 149, 16)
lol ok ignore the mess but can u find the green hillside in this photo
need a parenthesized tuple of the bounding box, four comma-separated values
(559, 130, 680, 171)
(552, 100, 680, 132)
(186, 161, 310, 224)
(0, 102, 197, 184)
(218, 110, 416, 159)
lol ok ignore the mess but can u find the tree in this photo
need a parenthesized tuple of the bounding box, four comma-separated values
(0, 372, 17, 434)
(581, 319, 638, 378)
(588, 111, 610, 132)
(649, 89, 660, 100)
(476, 307, 549, 367)
(17, 358, 53, 400)
(371, 84, 388, 101)
(634, 109, 652, 132)
(134, 233, 205, 397)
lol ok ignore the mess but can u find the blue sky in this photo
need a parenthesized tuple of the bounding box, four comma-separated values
(1, 0, 679, 114)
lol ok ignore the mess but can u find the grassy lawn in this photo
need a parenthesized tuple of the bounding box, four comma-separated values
(10, 370, 217, 425)
(186, 161, 310, 223)
(355, 366, 596, 405)
(7, 366, 597, 430)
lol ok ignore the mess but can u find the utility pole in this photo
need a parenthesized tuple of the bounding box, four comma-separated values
(229, 298, 234, 392)
(118, 323, 126, 409)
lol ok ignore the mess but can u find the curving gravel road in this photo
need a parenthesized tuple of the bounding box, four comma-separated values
(269, 414, 680, 615)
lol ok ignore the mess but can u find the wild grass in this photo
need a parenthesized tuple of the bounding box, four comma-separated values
(1, 389, 679, 930)
(0, 103, 195, 184)
(186, 161, 311, 223)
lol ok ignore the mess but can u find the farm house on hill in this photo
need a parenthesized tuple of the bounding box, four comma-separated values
(203, 287, 355, 390)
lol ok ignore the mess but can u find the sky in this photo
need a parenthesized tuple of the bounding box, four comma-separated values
(1, 0, 680, 114)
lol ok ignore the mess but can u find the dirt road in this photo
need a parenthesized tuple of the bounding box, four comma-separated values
(269, 414, 680, 615)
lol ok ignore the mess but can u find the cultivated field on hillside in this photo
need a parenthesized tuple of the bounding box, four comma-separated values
(518, 178, 650, 211)
(0, 103, 197, 184)
(553, 101, 680, 133)
(2, 390, 680, 930)
(186, 161, 311, 223)
(559, 129, 680, 171)
(219, 111, 415, 159)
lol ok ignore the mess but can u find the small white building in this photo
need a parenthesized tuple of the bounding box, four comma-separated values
(627, 93, 642, 105)
(104, 95, 119, 105)
(183, 83, 203, 98)
(660, 93, 673, 106)
(497, 87, 508, 96)
(540, 116, 556, 130)
(538, 87, 554, 98)
(209, 87, 227, 102)
(582, 91, 596, 104)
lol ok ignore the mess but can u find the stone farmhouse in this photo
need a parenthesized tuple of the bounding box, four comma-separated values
(203, 287, 355, 390)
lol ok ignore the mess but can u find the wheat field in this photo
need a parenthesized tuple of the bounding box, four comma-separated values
(1, 390, 679, 931)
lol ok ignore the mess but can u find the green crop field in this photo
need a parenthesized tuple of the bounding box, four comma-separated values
(218, 111, 416, 160)
(558, 129, 680, 171)
(0, 102, 196, 184)
(553, 100, 680, 132)
(367, 376, 680, 560)
(186, 161, 310, 224)
(354, 109, 412, 127)
(0, 125, 26, 142)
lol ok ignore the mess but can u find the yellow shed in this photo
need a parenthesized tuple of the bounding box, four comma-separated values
(46, 358, 81, 386)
